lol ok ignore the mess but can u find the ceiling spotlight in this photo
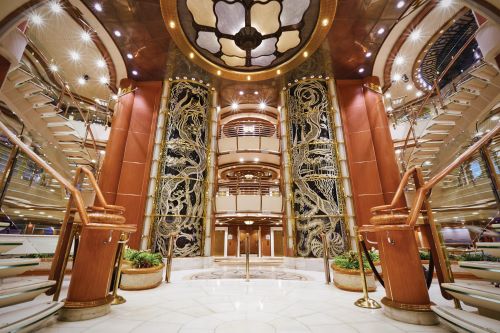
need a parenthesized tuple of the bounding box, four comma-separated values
(387, 106, 393, 112)
(217, 70, 221, 76)
(394, 55, 404, 65)
(14, 210, 20, 214)
(69, 50, 80, 62)
(112, 94, 118, 100)
(189, 52, 194, 59)
(439, 0, 453, 8)
(492, 115, 499, 121)
(392, 73, 402, 82)
(114, 30, 122, 37)
(416, 91, 423, 97)
(49, 64, 58, 72)
(239, 158, 244, 162)
(94, 3, 103, 11)
(365, 51, 372, 58)
(277, 69, 281, 75)
(321, 18, 329, 27)
(396, 1, 405, 9)
(126, 53, 133, 59)
(169, 21, 176, 29)
(377, 27, 385, 35)
(39, 212, 46, 215)
(244, 220, 254, 225)
(259, 102, 266, 109)
(99, 76, 109, 85)
(406, 84, 413, 91)
(96, 59, 106, 68)
(254, 158, 259, 162)
(231, 102, 239, 110)
(80, 31, 92, 42)
(424, 160, 433, 166)
(28, 13, 44, 26)
(303, 51, 309, 58)
(77, 77, 86, 85)
(409, 29, 422, 42)
(49, 1, 63, 14)
(131, 70, 138, 76)
(254, 91, 259, 95)
(239, 91, 244, 96)
(385, 92, 391, 98)
(246, 75, 251, 81)
(358, 67, 365, 73)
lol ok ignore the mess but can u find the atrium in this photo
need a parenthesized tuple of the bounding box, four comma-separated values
(0, 0, 498, 332)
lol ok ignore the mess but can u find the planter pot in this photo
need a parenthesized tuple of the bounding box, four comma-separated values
(120, 263, 164, 291)
(332, 264, 377, 292)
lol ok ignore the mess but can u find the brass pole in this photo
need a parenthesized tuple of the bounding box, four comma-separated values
(165, 232, 177, 283)
(321, 233, 331, 284)
(111, 232, 129, 305)
(354, 227, 381, 309)
(245, 232, 250, 281)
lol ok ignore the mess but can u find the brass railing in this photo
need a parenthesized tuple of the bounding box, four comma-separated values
(0, 120, 133, 301)
(370, 123, 500, 297)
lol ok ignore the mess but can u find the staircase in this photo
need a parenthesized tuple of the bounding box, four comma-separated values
(431, 232, 500, 332)
(0, 241, 62, 332)
(406, 61, 500, 178)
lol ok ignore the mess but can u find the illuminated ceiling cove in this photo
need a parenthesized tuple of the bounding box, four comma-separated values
(161, 0, 336, 81)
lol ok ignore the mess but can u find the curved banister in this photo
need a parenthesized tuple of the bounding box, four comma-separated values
(370, 166, 417, 214)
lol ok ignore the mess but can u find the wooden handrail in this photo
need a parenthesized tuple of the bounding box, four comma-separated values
(370, 166, 417, 214)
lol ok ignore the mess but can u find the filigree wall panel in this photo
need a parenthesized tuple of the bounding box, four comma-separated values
(152, 80, 210, 257)
(286, 79, 348, 257)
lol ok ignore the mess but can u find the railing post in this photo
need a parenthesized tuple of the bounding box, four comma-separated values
(354, 226, 381, 309)
(0, 144, 19, 207)
(245, 232, 250, 281)
(321, 233, 331, 284)
(111, 232, 129, 305)
(165, 232, 177, 283)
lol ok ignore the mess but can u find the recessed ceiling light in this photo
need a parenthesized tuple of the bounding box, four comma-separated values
(259, 102, 266, 109)
(231, 102, 239, 110)
(387, 106, 393, 112)
(239, 158, 244, 162)
(396, 1, 405, 9)
(189, 52, 194, 59)
(377, 27, 385, 35)
(365, 51, 372, 58)
(94, 3, 103, 12)
(114, 30, 121, 37)
(132, 70, 138, 75)
(439, 0, 453, 8)
(14, 210, 20, 214)
(69, 50, 80, 61)
(409, 29, 422, 42)
(247, 75, 251, 80)
(254, 158, 259, 162)
(169, 21, 176, 29)
(126, 53, 133, 59)
(277, 69, 281, 75)
(392, 73, 402, 82)
(321, 19, 329, 27)
(239, 91, 244, 96)
(96, 59, 106, 68)
(394, 55, 404, 65)
(416, 91, 423, 97)
(49, 64, 58, 72)
(39, 212, 46, 215)
(303, 51, 309, 58)
(49, 1, 63, 14)
(358, 67, 365, 73)
(48, 215, 53, 218)
(254, 91, 259, 95)
(99, 76, 109, 85)
(28, 13, 44, 26)
(77, 77, 86, 85)
(80, 31, 91, 42)
(217, 70, 221, 76)
(406, 84, 413, 91)
(385, 92, 391, 98)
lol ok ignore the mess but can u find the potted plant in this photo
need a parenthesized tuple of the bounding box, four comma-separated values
(120, 249, 164, 290)
(331, 250, 379, 292)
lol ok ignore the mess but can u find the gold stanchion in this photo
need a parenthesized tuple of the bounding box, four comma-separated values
(165, 232, 177, 283)
(245, 233, 250, 281)
(321, 233, 331, 284)
(354, 226, 381, 309)
(111, 232, 129, 305)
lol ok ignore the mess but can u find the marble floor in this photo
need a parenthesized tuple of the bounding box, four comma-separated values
(34, 267, 457, 333)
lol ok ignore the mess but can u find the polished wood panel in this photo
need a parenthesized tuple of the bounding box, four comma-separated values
(260, 226, 271, 257)
(214, 230, 225, 257)
(273, 229, 284, 257)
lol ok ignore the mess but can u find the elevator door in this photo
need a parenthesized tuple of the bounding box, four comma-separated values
(214, 230, 225, 256)
(273, 230, 284, 257)
(239, 229, 259, 255)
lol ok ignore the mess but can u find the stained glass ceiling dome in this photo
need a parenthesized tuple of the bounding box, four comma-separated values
(161, 0, 336, 81)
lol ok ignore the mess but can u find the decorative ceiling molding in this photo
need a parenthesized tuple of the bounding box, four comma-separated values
(161, 0, 337, 81)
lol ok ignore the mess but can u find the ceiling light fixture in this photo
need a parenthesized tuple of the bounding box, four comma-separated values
(303, 51, 309, 58)
(392, 73, 402, 82)
(416, 91, 423, 97)
(254, 158, 259, 162)
(409, 28, 422, 42)
(132, 70, 138, 76)
(77, 77, 86, 85)
(239, 158, 244, 162)
(396, 1, 405, 9)
(217, 70, 221, 76)
(394, 55, 404, 65)
(49, 1, 63, 14)
(28, 13, 44, 26)
(96, 59, 106, 68)
(247, 75, 251, 81)
(239, 91, 244, 96)
(254, 91, 259, 95)
(114, 30, 122, 37)
(358, 67, 365, 73)
(277, 69, 281, 75)
(99, 76, 109, 85)
(80, 31, 92, 42)
(385, 92, 391, 98)
(231, 102, 239, 110)
(49, 64, 58, 72)
(244, 221, 254, 225)
(377, 27, 385, 35)
(94, 3, 103, 12)
(259, 102, 266, 109)
(439, 0, 454, 8)
(406, 84, 413, 91)
(69, 50, 80, 62)
(321, 19, 329, 27)
(169, 21, 175, 29)
(14, 210, 20, 214)
(365, 51, 372, 58)
(126, 53, 133, 59)
(189, 52, 194, 59)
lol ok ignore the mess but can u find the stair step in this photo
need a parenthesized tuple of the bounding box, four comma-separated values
(7, 67, 33, 85)
(442, 282, 500, 315)
(40, 113, 67, 124)
(469, 62, 499, 81)
(419, 140, 444, 148)
(448, 88, 480, 101)
(431, 305, 500, 333)
(47, 122, 74, 132)
(53, 132, 79, 141)
(33, 104, 57, 114)
(0, 241, 22, 254)
(433, 110, 462, 121)
(0, 222, 10, 232)
(476, 242, 500, 257)
(492, 224, 500, 232)
(16, 81, 44, 95)
(0, 279, 55, 308)
(421, 130, 449, 141)
(0, 259, 40, 278)
(458, 261, 500, 282)
(0, 301, 63, 332)
(426, 120, 455, 131)
(26, 93, 53, 106)
(459, 76, 489, 90)
(443, 99, 471, 112)
(413, 147, 440, 154)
